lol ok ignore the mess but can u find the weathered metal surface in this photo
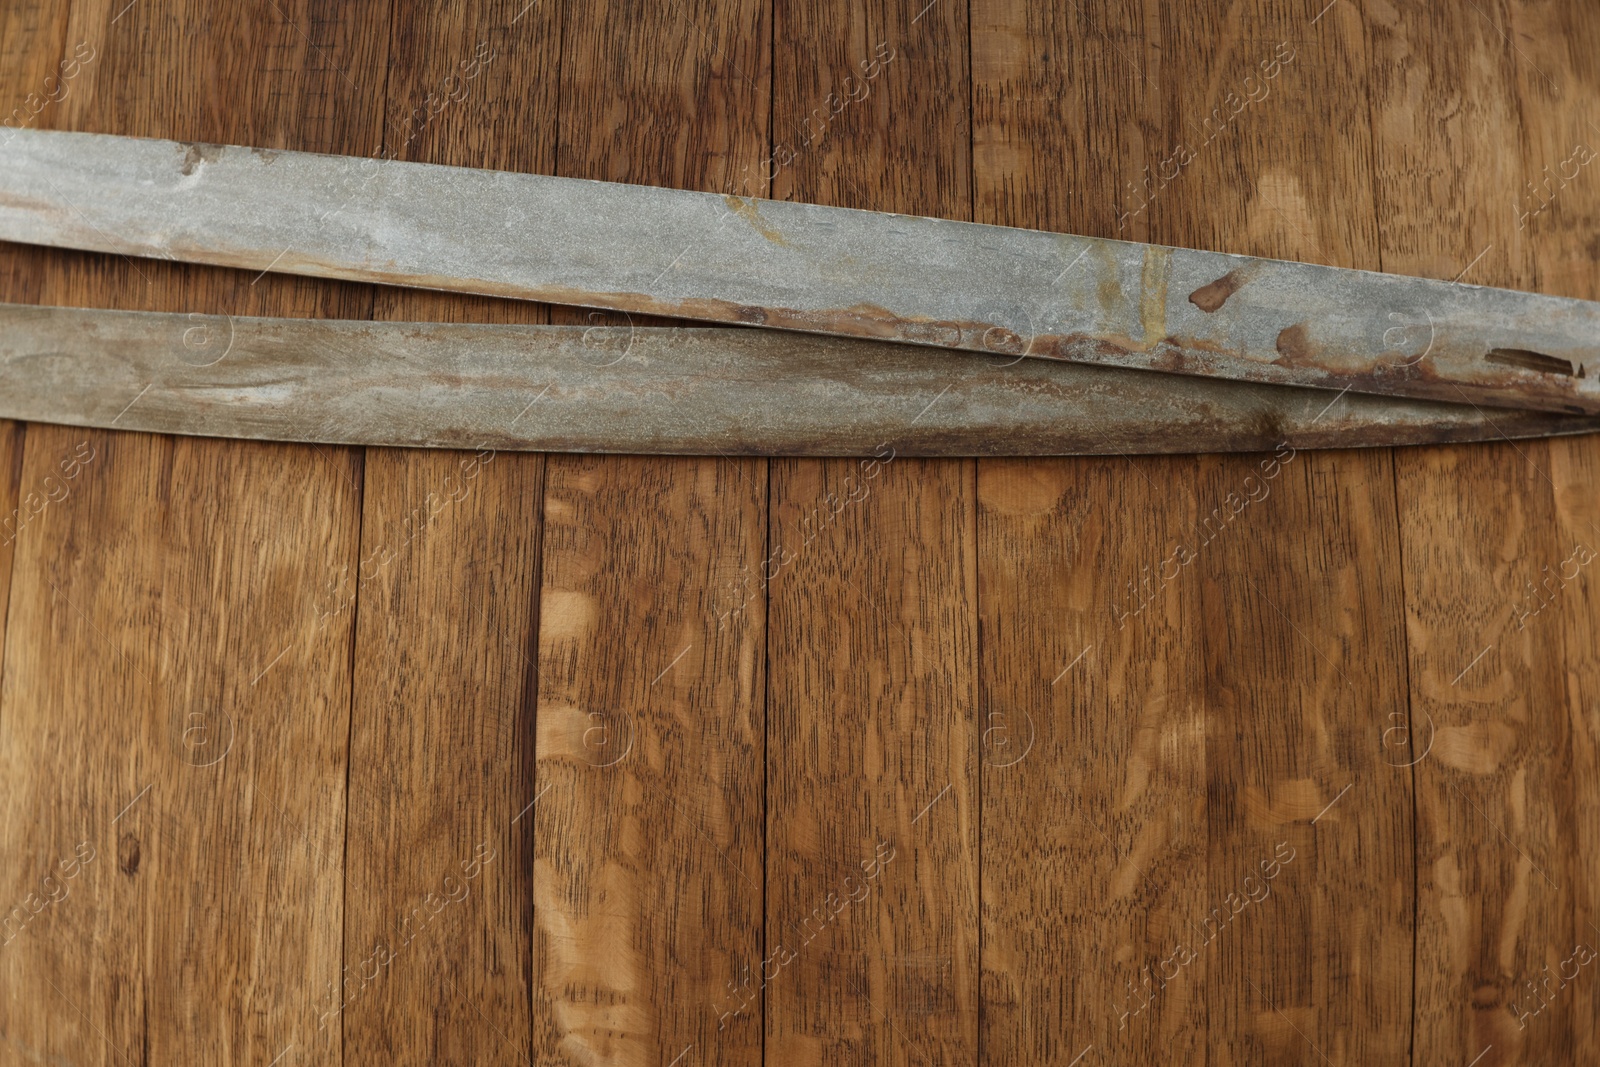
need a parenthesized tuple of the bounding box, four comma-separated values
(0, 129, 1596, 415)
(0, 302, 1594, 455)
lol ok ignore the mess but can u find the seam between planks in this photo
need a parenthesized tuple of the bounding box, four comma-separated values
(1386, 450, 1421, 1067)
(761, 6, 774, 1066)
(340, 2, 399, 1058)
(0, 421, 27, 773)
(534, 0, 568, 1048)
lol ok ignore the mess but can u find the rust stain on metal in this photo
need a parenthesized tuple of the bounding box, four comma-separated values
(1275, 323, 1312, 365)
(2, 302, 1597, 456)
(1098, 276, 1122, 310)
(1189, 269, 1247, 313)
(722, 195, 791, 247)
(1034, 332, 1140, 363)
(180, 142, 225, 176)
(1139, 245, 1170, 348)
(1485, 347, 1577, 377)
(8, 128, 1600, 417)
(981, 326, 1026, 355)
(181, 248, 1600, 418)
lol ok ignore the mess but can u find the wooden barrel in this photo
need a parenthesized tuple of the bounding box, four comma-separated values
(0, 1, 1595, 1064)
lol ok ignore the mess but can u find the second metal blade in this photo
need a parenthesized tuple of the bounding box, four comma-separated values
(0, 302, 1592, 455)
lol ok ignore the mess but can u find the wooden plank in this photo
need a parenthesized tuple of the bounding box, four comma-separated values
(0, 428, 365, 1066)
(339, 1, 558, 1061)
(1153, 6, 1415, 1066)
(529, 0, 770, 1063)
(968, 5, 1207, 1065)
(533, 455, 766, 1065)
(974, 3, 1415, 1064)
(1368, 4, 1583, 1063)
(0, 0, 72, 306)
(1190, 446, 1415, 1066)
(1390, 440, 1574, 1067)
(0, 420, 19, 671)
(765, 1, 978, 1063)
(1505, 3, 1600, 1059)
(1546, 433, 1600, 1063)
(1502, 0, 1600, 302)
(367, 0, 562, 331)
(341, 447, 544, 1063)
(765, 455, 978, 1065)
(976, 453, 1206, 1066)
(0, 0, 64, 699)
(1152, 8, 1414, 1067)
(0, 0, 384, 1063)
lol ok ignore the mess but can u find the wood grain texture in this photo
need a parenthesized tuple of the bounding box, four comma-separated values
(0, 0, 72, 312)
(766, 1, 979, 1062)
(0, 425, 364, 1066)
(341, 448, 544, 1064)
(1191, 445, 1415, 1066)
(974, 4, 1413, 1065)
(1545, 432, 1600, 1062)
(1369, 3, 1586, 1063)
(533, 456, 767, 1066)
(968, 6, 1209, 1065)
(529, 0, 771, 1063)
(0, 0, 382, 1064)
(0, 0, 49, 716)
(339, 1, 558, 1061)
(977, 454, 1207, 1066)
(1153, 4, 1415, 1065)
(765, 456, 978, 1065)
(1508, 4, 1600, 1061)
(0, 421, 19, 676)
(1390, 439, 1574, 1067)
(0, 0, 1597, 1063)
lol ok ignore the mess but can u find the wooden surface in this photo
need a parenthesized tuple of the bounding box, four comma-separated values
(0, 1, 1596, 1065)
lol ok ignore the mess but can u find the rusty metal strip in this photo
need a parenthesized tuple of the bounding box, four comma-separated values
(0, 129, 1596, 415)
(0, 302, 1593, 456)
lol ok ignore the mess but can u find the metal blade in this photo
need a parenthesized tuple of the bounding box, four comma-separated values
(0, 302, 1593, 455)
(0, 129, 1595, 415)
